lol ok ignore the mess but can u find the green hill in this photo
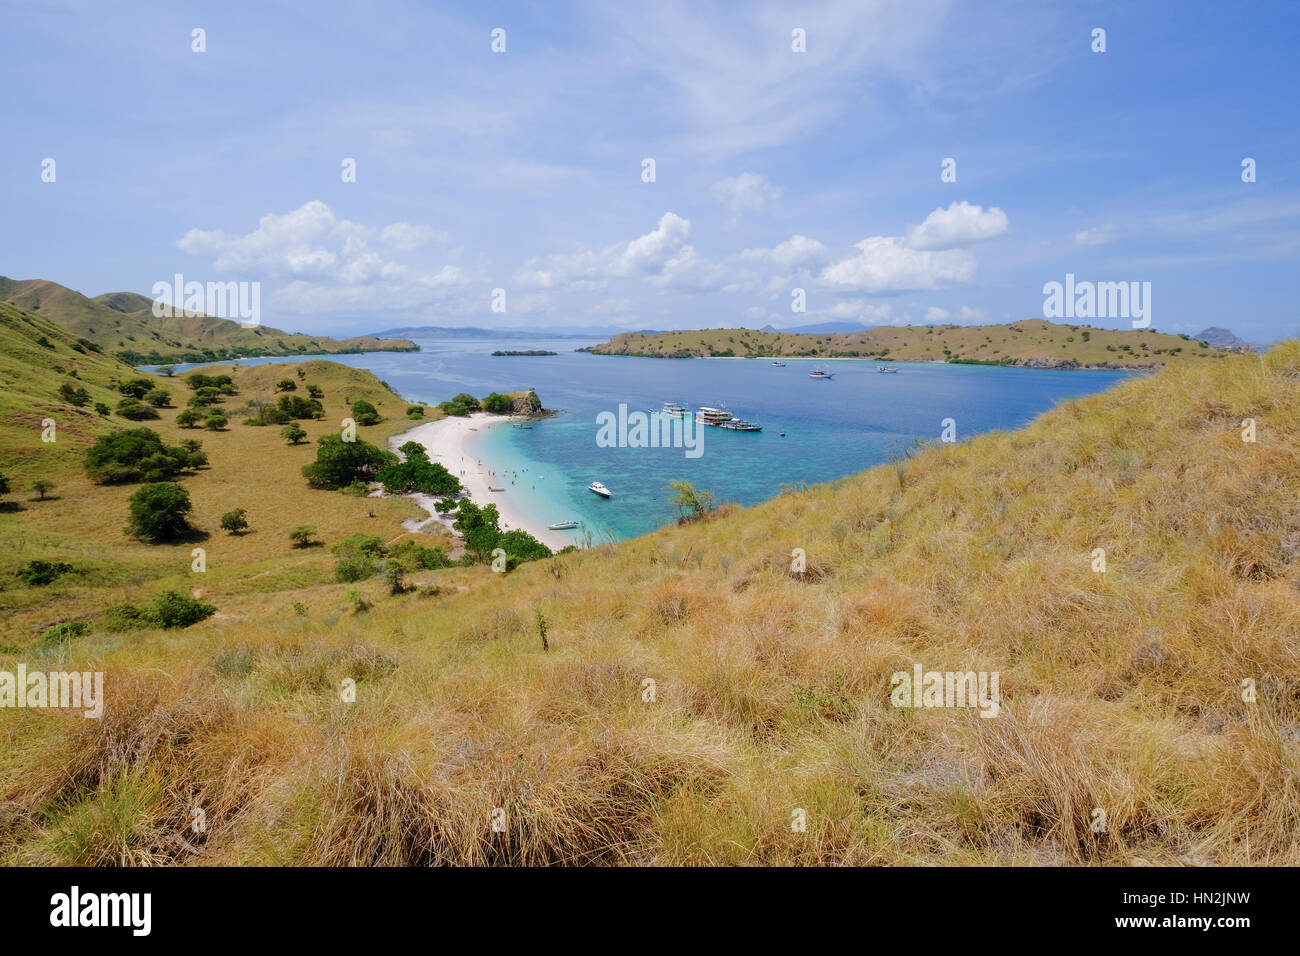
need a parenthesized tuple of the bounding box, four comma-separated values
(0, 277, 418, 366)
(590, 319, 1227, 369)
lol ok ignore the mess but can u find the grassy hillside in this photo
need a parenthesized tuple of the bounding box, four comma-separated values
(1, 307, 1296, 865)
(591, 319, 1227, 369)
(0, 277, 418, 365)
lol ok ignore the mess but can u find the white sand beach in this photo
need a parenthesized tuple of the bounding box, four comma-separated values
(391, 412, 574, 552)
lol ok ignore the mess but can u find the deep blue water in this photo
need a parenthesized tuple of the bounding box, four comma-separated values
(151, 338, 1133, 541)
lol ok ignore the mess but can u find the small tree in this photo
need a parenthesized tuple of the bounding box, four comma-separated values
(276, 378, 297, 392)
(125, 482, 194, 542)
(31, 479, 55, 500)
(144, 388, 172, 407)
(306, 384, 324, 399)
(220, 508, 249, 535)
(204, 411, 228, 431)
(350, 399, 381, 426)
(288, 525, 318, 548)
(94, 402, 111, 416)
(176, 409, 202, 428)
(116, 397, 159, 420)
(666, 480, 716, 523)
(281, 423, 308, 445)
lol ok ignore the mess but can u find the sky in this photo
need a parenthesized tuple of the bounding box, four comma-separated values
(2, 0, 1297, 340)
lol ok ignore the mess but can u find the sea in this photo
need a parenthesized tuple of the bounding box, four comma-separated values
(148, 336, 1134, 544)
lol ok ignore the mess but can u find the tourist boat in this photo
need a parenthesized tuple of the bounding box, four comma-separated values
(809, 369, 835, 379)
(771, 361, 786, 367)
(719, 419, 763, 432)
(694, 406, 734, 425)
(662, 401, 690, 418)
(588, 481, 612, 498)
(547, 520, 580, 530)
(876, 365, 899, 373)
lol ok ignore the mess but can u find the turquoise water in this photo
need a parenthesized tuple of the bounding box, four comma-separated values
(153, 338, 1134, 542)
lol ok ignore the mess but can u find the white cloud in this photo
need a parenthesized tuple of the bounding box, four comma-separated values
(925, 306, 951, 321)
(739, 234, 829, 269)
(904, 201, 1009, 250)
(958, 305, 989, 321)
(828, 301, 892, 322)
(821, 237, 976, 293)
(1073, 226, 1111, 246)
(711, 172, 781, 225)
(591, 297, 633, 315)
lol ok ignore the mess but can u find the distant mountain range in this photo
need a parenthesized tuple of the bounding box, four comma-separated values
(0, 277, 417, 365)
(370, 324, 660, 339)
(1195, 327, 1264, 351)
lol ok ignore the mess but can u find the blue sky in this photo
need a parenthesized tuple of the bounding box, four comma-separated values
(2, 0, 1297, 339)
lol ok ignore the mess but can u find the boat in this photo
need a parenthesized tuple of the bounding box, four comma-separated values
(719, 419, 763, 432)
(547, 520, 580, 530)
(662, 401, 690, 418)
(488, 486, 505, 492)
(771, 361, 786, 367)
(876, 365, 899, 373)
(809, 369, 834, 379)
(588, 481, 612, 498)
(694, 406, 734, 426)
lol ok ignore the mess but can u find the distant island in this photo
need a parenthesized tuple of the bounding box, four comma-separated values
(491, 349, 557, 356)
(587, 319, 1230, 370)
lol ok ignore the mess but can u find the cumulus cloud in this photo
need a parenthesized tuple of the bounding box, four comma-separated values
(178, 201, 468, 314)
(739, 234, 828, 269)
(821, 237, 976, 293)
(904, 201, 1009, 250)
(517, 212, 728, 293)
(958, 305, 989, 321)
(711, 172, 781, 225)
(925, 306, 952, 321)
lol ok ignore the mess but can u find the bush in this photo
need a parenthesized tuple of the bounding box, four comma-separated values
(144, 388, 172, 407)
(388, 540, 452, 570)
(125, 482, 193, 542)
(176, 409, 202, 428)
(17, 559, 74, 586)
(276, 394, 323, 420)
(116, 397, 160, 420)
(288, 525, 318, 548)
(85, 428, 193, 483)
(350, 398, 382, 426)
(482, 392, 514, 414)
(42, 620, 90, 645)
(94, 402, 111, 416)
(117, 377, 154, 398)
(58, 383, 91, 407)
(451, 499, 550, 566)
(281, 423, 308, 444)
(220, 508, 249, 535)
(276, 378, 297, 392)
(103, 591, 215, 631)
(378, 444, 461, 496)
(438, 392, 481, 417)
(31, 479, 55, 500)
(301, 435, 395, 490)
(187, 373, 233, 391)
(306, 384, 324, 399)
(332, 533, 387, 558)
(203, 411, 228, 430)
(405, 405, 425, 419)
(334, 556, 379, 582)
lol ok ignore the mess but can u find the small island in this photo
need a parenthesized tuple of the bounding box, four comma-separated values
(492, 349, 557, 356)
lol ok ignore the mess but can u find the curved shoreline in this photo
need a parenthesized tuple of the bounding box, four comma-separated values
(390, 413, 575, 552)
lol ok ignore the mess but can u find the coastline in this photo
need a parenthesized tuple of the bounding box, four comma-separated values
(391, 412, 575, 552)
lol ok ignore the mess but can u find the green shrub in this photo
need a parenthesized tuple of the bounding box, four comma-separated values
(85, 428, 194, 483)
(103, 591, 215, 631)
(42, 620, 90, 645)
(301, 435, 395, 490)
(17, 559, 74, 586)
(116, 397, 160, 420)
(220, 508, 249, 535)
(125, 481, 193, 542)
(334, 557, 379, 582)
(350, 399, 382, 426)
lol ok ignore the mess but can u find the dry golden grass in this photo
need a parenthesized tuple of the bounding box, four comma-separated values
(1, 342, 1297, 866)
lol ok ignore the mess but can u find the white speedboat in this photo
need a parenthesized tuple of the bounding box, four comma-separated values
(547, 519, 580, 530)
(771, 361, 786, 367)
(588, 481, 612, 498)
(809, 369, 834, 379)
(876, 365, 899, 373)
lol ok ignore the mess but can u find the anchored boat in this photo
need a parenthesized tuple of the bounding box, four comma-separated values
(588, 481, 612, 498)
(547, 519, 580, 530)
(809, 369, 834, 379)
(876, 365, 899, 373)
